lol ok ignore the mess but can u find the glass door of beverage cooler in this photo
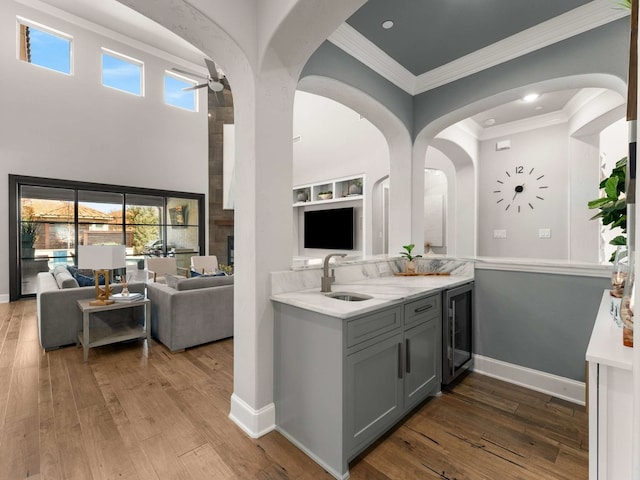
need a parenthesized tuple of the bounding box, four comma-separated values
(443, 282, 474, 385)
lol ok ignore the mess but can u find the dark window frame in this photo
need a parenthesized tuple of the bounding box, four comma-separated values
(9, 174, 205, 301)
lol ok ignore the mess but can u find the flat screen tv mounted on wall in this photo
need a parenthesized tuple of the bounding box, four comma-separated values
(304, 207, 354, 250)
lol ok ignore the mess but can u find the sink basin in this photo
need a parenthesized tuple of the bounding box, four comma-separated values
(325, 291, 373, 302)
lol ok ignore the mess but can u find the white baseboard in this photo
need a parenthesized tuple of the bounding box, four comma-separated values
(228, 393, 276, 438)
(0, 294, 10, 304)
(473, 354, 586, 406)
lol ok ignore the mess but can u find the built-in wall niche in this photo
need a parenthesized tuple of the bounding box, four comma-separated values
(294, 202, 363, 256)
(293, 175, 364, 206)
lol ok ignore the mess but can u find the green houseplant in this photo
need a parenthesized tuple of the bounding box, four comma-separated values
(400, 243, 422, 273)
(588, 156, 627, 261)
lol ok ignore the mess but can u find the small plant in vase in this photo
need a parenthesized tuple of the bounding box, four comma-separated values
(349, 178, 362, 195)
(400, 244, 422, 273)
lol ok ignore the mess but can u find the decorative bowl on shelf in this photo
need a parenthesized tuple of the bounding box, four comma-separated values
(318, 193, 333, 200)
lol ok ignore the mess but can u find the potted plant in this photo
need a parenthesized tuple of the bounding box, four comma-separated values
(318, 191, 333, 200)
(21, 207, 39, 259)
(400, 243, 422, 273)
(588, 156, 627, 262)
(296, 188, 309, 202)
(349, 178, 362, 195)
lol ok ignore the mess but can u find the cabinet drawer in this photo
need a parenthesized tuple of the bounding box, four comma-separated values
(404, 294, 441, 328)
(347, 306, 402, 348)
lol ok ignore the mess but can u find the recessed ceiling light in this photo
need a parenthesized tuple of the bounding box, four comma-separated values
(522, 93, 540, 103)
(483, 118, 496, 126)
(382, 20, 394, 29)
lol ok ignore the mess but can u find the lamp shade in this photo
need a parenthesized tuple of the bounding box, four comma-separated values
(78, 245, 126, 270)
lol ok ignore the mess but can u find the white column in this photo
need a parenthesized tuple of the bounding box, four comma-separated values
(229, 71, 297, 436)
(388, 140, 414, 255)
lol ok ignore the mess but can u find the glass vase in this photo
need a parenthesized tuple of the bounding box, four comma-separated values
(620, 247, 634, 347)
(611, 246, 628, 298)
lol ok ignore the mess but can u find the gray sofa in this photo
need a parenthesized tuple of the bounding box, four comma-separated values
(146, 274, 233, 352)
(36, 268, 145, 351)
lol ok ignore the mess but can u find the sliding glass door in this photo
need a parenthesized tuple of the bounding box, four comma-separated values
(10, 175, 205, 300)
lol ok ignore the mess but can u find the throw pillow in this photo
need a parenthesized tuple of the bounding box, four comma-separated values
(74, 272, 95, 287)
(190, 269, 225, 277)
(66, 265, 107, 287)
(165, 274, 181, 289)
(54, 268, 79, 289)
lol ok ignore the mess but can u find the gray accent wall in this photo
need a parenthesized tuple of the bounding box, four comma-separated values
(413, 18, 629, 137)
(300, 41, 414, 133)
(301, 19, 628, 141)
(475, 269, 610, 382)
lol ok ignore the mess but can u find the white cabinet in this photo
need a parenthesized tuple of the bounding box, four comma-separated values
(586, 291, 633, 479)
(293, 175, 364, 206)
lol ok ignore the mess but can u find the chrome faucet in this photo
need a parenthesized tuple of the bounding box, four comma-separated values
(321, 253, 347, 292)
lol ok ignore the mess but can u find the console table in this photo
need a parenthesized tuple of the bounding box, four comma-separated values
(77, 298, 151, 362)
(586, 290, 633, 479)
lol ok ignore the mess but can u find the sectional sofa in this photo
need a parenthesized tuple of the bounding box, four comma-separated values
(146, 274, 234, 352)
(36, 267, 145, 351)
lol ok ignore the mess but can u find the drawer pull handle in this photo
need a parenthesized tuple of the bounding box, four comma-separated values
(397, 343, 403, 379)
(415, 304, 433, 313)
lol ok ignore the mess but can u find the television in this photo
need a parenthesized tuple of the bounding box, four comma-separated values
(304, 207, 354, 250)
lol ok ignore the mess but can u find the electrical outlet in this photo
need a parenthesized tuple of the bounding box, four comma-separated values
(493, 229, 507, 239)
(539, 228, 551, 239)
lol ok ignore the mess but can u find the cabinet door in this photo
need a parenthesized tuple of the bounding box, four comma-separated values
(404, 317, 441, 410)
(346, 332, 403, 456)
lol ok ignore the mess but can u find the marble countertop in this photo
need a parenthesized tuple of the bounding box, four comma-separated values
(271, 274, 474, 319)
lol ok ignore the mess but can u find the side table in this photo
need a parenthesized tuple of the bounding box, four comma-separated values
(76, 298, 151, 362)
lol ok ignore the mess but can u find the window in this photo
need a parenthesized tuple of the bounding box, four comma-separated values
(10, 175, 204, 300)
(18, 20, 71, 74)
(164, 72, 197, 111)
(101, 49, 143, 96)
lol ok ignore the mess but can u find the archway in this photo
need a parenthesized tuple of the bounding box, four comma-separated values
(298, 76, 413, 255)
(415, 75, 626, 261)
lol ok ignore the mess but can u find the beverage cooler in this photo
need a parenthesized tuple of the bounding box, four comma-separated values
(442, 282, 474, 385)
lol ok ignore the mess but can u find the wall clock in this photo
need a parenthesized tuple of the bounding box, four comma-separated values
(493, 165, 549, 213)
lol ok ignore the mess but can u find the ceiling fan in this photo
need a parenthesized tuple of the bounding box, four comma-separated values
(171, 58, 226, 105)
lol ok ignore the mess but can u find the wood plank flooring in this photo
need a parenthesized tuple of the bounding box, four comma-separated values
(0, 299, 587, 479)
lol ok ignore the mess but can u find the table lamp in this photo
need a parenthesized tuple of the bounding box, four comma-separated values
(78, 245, 126, 306)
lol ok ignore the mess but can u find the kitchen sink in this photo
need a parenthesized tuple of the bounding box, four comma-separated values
(324, 291, 373, 302)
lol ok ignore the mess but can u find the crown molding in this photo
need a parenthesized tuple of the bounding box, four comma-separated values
(329, 0, 628, 96)
(563, 88, 608, 119)
(454, 118, 482, 140)
(477, 111, 568, 141)
(327, 23, 415, 95)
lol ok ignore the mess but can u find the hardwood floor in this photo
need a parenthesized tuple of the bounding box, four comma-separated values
(0, 299, 587, 479)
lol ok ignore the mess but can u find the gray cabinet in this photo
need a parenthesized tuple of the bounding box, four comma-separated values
(403, 295, 441, 410)
(346, 332, 403, 455)
(273, 291, 442, 479)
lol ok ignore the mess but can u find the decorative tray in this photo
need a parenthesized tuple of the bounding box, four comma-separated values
(394, 272, 451, 276)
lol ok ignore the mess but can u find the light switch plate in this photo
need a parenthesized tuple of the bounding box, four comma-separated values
(539, 228, 551, 239)
(493, 229, 507, 239)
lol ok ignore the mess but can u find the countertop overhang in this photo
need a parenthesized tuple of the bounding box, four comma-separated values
(271, 274, 474, 319)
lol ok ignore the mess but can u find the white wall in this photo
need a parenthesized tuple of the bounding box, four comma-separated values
(292, 91, 389, 255)
(599, 118, 629, 262)
(477, 124, 569, 259)
(293, 91, 388, 185)
(0, 1, 208, 298)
